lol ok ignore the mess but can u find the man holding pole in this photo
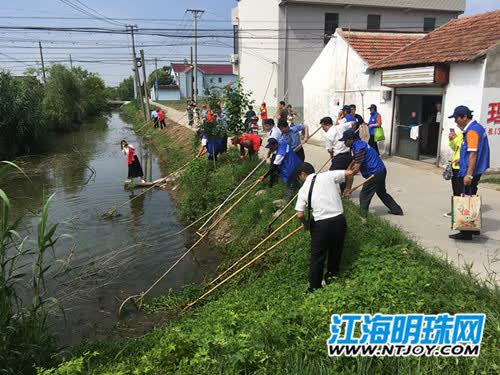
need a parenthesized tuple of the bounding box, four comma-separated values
(259, 138, 301, 201)
(341, 129, 403, 218)
(295, 162, 353, 292)
(320, 116, 353, 193)
(277, 120, 309, 162)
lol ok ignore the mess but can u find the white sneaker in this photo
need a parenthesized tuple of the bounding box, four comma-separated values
(443, 212, 451, 218)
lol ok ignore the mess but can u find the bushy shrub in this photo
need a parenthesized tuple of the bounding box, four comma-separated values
(0, 72, 46, 156)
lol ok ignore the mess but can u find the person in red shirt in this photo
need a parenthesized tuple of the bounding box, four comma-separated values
(231, 133, 262, 159)
(157, 109, 166, 130)
(260, 102, 268, 124)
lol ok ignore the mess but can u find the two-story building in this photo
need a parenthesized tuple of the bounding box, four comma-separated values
(232, 0, 465, 117)
(171, 63, 237, 99)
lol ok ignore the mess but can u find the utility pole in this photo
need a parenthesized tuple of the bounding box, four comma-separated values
(127, 24, 145, 119)
(190, 46, 194, 100)
(154, 57, 158, 101)
(38, 41, 46, 84)
(140, 49, 151, 121)
(69, 54, 73, 69)
(186, 9, 204, 103)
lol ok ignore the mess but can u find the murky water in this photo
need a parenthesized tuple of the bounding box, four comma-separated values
(2, 112, 219, 346)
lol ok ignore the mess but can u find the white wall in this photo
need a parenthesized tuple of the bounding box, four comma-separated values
(204, 74, 237, 92)
(236, 0, 280, 110)
(282, 3, 460, 111)
(303, 32, 394, 154)
(440, 61, 486, 166)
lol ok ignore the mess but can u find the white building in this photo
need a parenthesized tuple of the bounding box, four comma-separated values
(231, 0, 465, 117)
(304, 11, 500, 168)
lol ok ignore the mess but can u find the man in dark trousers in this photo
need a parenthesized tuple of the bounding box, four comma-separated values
(259, 137, 302, 200)
(277, 119, 309, 162)
(341, 129, 403, 218)
(295, 162, 353, 292)
(448, 105, 490, 240)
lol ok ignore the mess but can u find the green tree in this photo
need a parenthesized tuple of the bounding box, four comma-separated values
(43, 64, 82, 130)
(222, 79, 253, 135)
(148, 65, 175, 88)
(0, 72, 46, 156)
(115, 76, 135, 101)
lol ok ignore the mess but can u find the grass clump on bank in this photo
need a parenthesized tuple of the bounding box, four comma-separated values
(41, 106, 500, 374)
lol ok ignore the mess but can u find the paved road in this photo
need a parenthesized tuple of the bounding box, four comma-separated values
(160, 103, 500, 284)
(302, 143, 500, 285)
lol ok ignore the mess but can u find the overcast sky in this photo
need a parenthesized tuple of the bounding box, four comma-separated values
(0, 0, 497, 86)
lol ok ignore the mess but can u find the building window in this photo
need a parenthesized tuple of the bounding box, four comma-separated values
(218, 77, 222, 83)
(367, 14, 381, 30)
(210, 78, 214, 83)
(324, 13, 339, 45)
(424, 17, 436, 32)
(233, 25, 239, 55)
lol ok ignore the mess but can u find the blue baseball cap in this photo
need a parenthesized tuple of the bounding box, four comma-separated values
(448, 105, 473, 118)
(265, 138, 279, 148)
(339, 129, 356, 142)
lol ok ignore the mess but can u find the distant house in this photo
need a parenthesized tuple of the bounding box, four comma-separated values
(171, 63, 237, 98)
(150, 84, 181, 101)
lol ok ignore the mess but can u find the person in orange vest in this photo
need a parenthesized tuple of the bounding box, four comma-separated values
(232, 133, 262, 159)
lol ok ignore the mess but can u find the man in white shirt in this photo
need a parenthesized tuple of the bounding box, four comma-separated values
(263, 119, 282, 159)
(295, 162, 352, 292)
(320, 116, 353, 193)
(151, 109, 159, 128)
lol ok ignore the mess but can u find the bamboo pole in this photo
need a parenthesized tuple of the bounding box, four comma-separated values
(209, 214, 296, 286)
(267, 156, 331, 232)
(184, 226, 302, 310)
(159, 189, 246, 241)
(102, 156, 198, 218)
(118, 178, 261, 315)
(202, 179, 261, 235)
(197, 159, 267, 232)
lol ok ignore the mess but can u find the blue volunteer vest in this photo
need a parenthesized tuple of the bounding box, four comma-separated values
(276, 141, 301, 183)
(368, 112, 379, 136)
(459, 120, 490, 177)
(344, 114, 355, 122)
(352, 139, 385, 178)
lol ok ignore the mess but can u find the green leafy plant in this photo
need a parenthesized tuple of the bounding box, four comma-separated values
(0, 161, 63, 374)
(222, 79, 253, 135)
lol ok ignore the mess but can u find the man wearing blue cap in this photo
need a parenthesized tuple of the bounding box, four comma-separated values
(448, 105, 490, 240)
(259, 137, 302, 200)
(341, 128, 403, 218)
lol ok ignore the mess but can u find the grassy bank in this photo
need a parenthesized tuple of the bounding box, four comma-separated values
(41, 103, 499, 374)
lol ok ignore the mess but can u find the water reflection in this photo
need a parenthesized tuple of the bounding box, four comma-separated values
(2, 112, 220, 347)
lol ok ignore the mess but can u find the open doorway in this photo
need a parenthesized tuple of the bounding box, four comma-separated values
(395, 94, 442, 162)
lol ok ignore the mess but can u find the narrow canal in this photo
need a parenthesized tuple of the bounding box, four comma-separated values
(2, 112, 219, 346)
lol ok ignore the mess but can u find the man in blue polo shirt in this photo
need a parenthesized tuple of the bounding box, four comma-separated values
(341, 129, 403, 218)
(277, 119, 309, 162)
(448, 105, 490, 241)
(259, 137, 302, 200)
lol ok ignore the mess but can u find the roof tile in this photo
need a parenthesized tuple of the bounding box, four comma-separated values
(339, 30, 425, 65)
(370, 10, 500, 69)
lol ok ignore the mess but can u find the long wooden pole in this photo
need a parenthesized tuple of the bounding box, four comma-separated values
(209, 214, 295, 286)
(197, 158, 267, 232)
(267, 156, 331, 231)
(184, 226, 302, 310)
(118, 178, 260, 314)
(102, 157, 197, 218)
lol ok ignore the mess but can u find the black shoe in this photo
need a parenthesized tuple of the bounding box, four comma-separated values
(449, 232, 473, 241)
(388, 210, 404, 216)
(324, 272, 339, 285)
